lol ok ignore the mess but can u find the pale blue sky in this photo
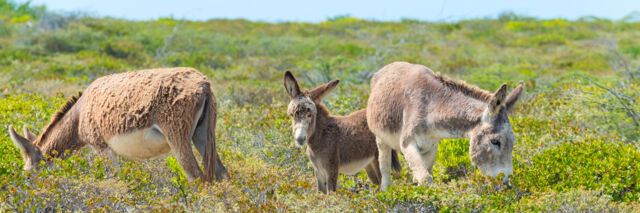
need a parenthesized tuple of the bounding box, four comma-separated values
(22, 0, 640, 22)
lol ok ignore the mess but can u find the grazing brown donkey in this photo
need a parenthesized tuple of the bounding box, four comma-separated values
(9, 67, 229, 183)
(283, 71, 400, 193)
(367, 62, 524, 190)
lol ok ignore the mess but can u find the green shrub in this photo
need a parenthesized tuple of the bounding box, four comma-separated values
(0, 0, 44, 21)
(39, 33, 79, 53)
(553, 52, 610, 71)
(515, 140, 640, 202)
(508, 189, 639, 212)
(0, 49, 31, 65)
(509, 33, 567, 47)
(432, 139, 474, 183)
(164, 52, 230, 70)
(0, 21, 10, 36)
(434, 23, 461, 34)
(34, 30, 103, 54)
(620, 39, 640, 58)
(506, 19, 569, 32)
(100, 39, 144, 59)
(441, 57, 478, 73)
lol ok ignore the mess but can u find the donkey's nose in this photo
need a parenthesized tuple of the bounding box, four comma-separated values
(295, 135, 306, 145)
(294, 128, 306, 145)
(503, 177, 512, 189)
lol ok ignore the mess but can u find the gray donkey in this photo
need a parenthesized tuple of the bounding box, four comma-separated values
(367, 62, 523, 190)
(283, 71, 400, 193)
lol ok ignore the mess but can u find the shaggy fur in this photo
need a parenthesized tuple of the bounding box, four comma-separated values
(9, 67, 229, 183)
(366, 62, 523, 190)
(283, 71, 400, 194)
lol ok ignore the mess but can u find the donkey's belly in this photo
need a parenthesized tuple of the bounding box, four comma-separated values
(107, 125, 171, 160)
(339, 156, 374, 175)
(372, 131, 401, 150)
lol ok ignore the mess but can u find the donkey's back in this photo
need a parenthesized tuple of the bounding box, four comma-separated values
(368, 61, 440, 135)
(80, 67, 211, 141)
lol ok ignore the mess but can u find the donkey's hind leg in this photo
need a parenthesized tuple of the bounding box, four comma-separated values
(215, 154, 229, 180)
(376, 137, 393, 190)
(162, 121, 204, 182)
(364, 161, 381, 186)
(192, 122, 229, 180)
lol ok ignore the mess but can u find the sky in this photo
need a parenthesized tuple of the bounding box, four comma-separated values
(20, 0, 640, 22)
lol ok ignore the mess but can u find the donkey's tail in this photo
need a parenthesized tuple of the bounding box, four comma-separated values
(391, 150, 401, 172)
(203, 86, 229, 182)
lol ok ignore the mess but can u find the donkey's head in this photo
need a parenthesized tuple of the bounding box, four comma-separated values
(283, 71, 339, 146)
(8, 126, 43, 171)
(468, 81, 524, 186)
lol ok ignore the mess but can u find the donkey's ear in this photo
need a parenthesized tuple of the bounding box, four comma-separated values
(488, 83, 508, 116)
(23, 126, 37, 142)
(9, 126, 39, 160)
(310, 79, 340, 102)
(505, 81, 524, 112)
(283, 70, 302, 98)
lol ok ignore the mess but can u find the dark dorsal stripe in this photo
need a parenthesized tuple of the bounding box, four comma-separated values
(36, 91, 83, 145)
(433, 72, 493, 103)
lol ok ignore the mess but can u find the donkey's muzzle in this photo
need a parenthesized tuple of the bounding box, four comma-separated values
(294, 128, 306, 146)
(503, 177, 511, 189)
(295, 136, 306, 146)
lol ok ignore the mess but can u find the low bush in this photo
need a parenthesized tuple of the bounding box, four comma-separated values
(100, 39, 144, 59)
(515, 140, 640, 202)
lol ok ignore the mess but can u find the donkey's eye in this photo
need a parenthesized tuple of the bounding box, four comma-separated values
(490, 139, 500, 147)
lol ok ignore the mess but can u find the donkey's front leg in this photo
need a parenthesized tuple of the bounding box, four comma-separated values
(314, 168, 328, 194)
(400, 135, 437, 185)
(326, 166, 339, 192)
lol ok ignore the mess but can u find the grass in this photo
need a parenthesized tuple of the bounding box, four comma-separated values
(1, 0, 640, 211)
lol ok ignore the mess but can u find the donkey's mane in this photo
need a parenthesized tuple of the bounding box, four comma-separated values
(433, 72, 493, 102)
(37, 91, 82, 144)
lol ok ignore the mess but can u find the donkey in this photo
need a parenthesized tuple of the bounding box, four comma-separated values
(8, 67, 229, 183)
(366, 62, 524, 190)
(283, 71, 400, 193)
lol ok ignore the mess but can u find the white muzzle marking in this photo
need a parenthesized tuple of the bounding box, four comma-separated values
(294, 127, 306, 146)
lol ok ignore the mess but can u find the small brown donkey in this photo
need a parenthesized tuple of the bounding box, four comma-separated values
(9, 67, 229, 183)
(283, 71, 400, 193)
(367, 62, 524, 190)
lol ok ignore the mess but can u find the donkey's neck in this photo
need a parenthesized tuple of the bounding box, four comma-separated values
(35, 106, 83, 158)
(430, 92, 486, 138)
(307, 104, 337, 150)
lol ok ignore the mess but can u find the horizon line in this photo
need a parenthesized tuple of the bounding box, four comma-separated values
(37, 10, 640, 23)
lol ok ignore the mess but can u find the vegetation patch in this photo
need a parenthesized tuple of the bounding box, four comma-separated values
(515, 140, 640, 202)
